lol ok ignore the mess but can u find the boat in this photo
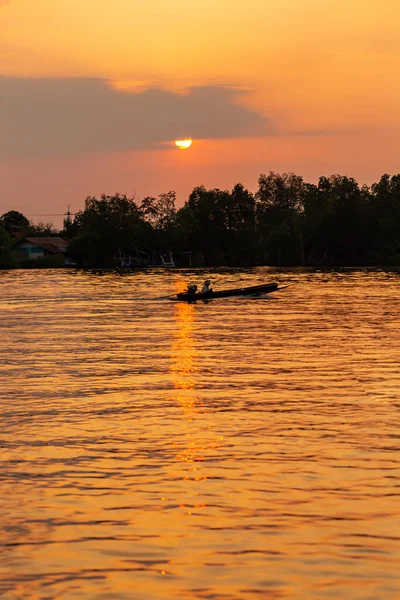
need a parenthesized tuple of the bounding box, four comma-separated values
(172, 282, 280, 301)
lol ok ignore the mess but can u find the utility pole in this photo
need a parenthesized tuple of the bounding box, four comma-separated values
(64, 205, 72, 229)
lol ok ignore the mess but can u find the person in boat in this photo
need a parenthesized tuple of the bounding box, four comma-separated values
(186, 283, 198, 295)
(201, 279, 212, 294)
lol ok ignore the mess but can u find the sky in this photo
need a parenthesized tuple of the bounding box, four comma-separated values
(1, 0, 400, 225)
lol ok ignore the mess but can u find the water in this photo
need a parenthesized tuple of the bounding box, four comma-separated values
(0, 267, 399, 599)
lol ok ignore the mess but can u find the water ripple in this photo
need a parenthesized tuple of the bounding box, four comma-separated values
(0, 268, 399, 599)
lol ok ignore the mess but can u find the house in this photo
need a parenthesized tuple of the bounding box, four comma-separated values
(15, 237, 69, 260)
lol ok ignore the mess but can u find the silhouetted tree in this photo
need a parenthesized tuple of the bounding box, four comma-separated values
(27, 221, 59, 236)
(0, 226, 15, 268)
(66, 232, 101, 267)
(0, 210, 30, 237)
(140, 191, 177, 230)
(367, 174, 400, 264)
(216, 183, 256, 265)
(256, 172, 307, 265)
(67, 194, 149, 266)
(139, 191, 178, 253)
(314, 175, 365, 265)
(185, 186, 229, 264)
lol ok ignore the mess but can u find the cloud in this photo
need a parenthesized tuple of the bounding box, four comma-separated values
(0, 77, 269, 160)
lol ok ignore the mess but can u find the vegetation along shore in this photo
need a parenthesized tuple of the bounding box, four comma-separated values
(1, 171, 400, 269)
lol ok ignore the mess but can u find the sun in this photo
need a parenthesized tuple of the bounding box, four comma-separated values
(175, 138, 193, 150)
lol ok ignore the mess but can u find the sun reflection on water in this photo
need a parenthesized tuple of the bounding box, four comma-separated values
(168, 299, 219, 488)
(170, 302, 202, 462)
(170, 302, 197, 403)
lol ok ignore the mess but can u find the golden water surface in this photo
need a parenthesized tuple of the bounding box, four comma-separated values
(0, 268, 399, 599)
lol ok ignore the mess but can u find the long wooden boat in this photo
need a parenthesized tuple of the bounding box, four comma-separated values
(173, 282, 279, 301)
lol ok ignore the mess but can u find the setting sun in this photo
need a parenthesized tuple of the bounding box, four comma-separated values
(175, 139, 193, 150)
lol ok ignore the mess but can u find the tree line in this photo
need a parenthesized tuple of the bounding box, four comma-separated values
(1, 171, 400, 268)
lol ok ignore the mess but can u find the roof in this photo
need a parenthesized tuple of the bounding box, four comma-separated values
(17, 237, 69, 254)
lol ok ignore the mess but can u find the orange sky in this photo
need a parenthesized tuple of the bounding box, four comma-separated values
(1, 0, 400, 224)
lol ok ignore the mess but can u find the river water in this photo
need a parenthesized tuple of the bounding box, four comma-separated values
(0, 267, 399, 599)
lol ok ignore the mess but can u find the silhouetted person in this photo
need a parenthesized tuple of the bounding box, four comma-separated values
(187, 283, 197, 295)
(201, 280, 211, 293)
